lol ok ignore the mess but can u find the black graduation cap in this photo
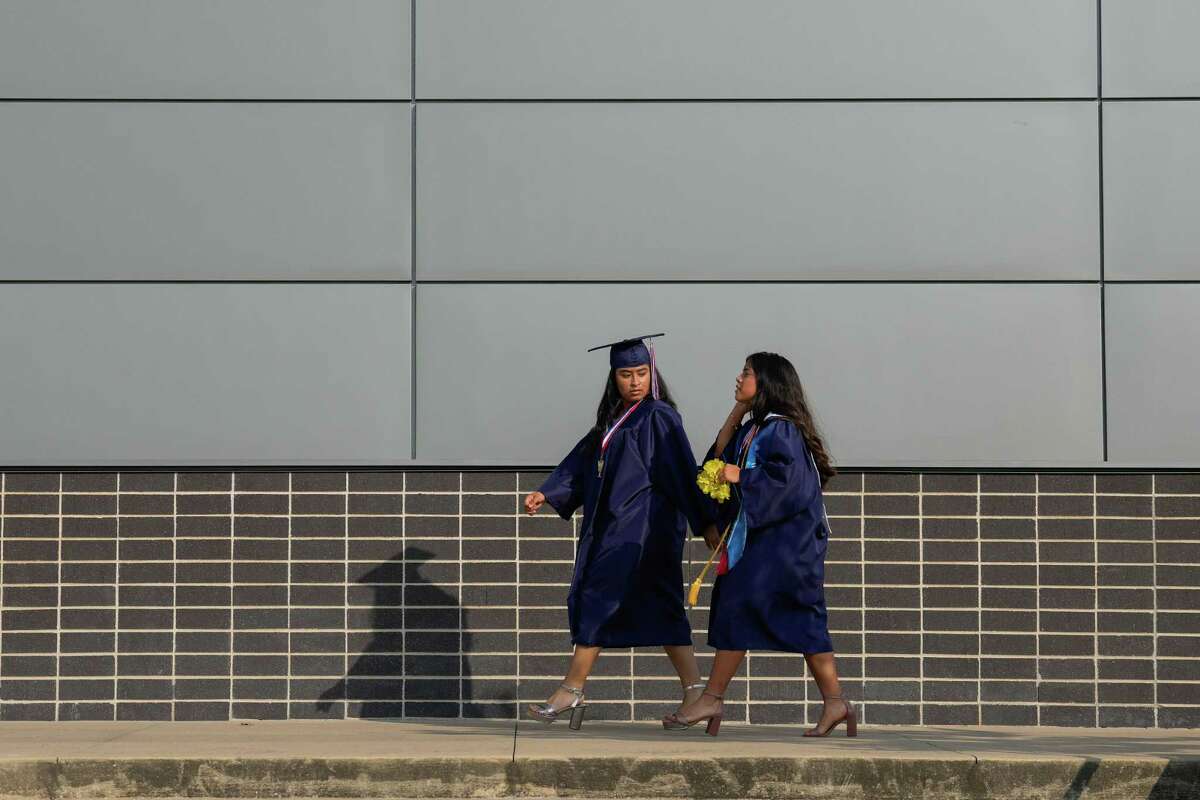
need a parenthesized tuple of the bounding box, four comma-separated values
(587, 333, 665, 398)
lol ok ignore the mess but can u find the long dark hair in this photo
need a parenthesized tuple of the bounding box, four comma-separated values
(587, 368, 675, 451)
(745, 352, 836, 487)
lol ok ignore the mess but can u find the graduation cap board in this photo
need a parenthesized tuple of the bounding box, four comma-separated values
(587, 333, 665, 399)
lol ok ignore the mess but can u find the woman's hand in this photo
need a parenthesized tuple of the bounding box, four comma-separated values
(523, 491, 546, 515)
(722, 464, 741, 484)
(724, 401, 751, 432)
(702, 524, 722, 551)
(712, 401, 753, 462)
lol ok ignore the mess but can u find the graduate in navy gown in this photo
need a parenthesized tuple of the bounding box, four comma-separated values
(523, 334, 717, 728)
(665, 352, 855, 737)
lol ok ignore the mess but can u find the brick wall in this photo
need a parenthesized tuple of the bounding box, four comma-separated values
(0, 470, 1196, 727)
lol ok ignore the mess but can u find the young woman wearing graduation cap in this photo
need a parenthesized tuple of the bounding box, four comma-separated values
(523, 334, 718, 729)
(665, 352, 855, 737)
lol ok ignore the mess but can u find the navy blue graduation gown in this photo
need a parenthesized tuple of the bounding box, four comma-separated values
(707, 418, 834, 654)
(539, 400, 713, 648)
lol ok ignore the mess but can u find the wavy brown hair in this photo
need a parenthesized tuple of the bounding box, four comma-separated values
(745, 352, 836, 487)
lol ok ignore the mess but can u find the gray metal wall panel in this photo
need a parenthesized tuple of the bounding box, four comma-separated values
(1103, 101, 1200, 280)
(418, 0, 1095, 99)
(0, 0, 411, 99)
(1106, 285, 1200, 466)
(1102, 1, 1200, 97)
(0, 285, 411, 465)
(417, 102, 1099, 281)
(416, 284, 1102, 467)
(0, 104, 411, 280)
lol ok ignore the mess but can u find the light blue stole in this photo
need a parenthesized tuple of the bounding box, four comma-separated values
(727, 414, 831, 571)
(727, 413, 785, 571)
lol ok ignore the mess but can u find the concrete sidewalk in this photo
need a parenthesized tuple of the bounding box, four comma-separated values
(0, 719, 1196, 799)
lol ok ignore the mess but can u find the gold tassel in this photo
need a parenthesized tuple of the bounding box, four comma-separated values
(688, 523, 732, 608)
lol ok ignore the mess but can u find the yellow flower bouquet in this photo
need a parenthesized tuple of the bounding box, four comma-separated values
(689, 460, 733, 606)
(696, 459, 731, 502)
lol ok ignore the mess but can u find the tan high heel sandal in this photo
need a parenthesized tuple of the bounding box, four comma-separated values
(803, 695, 857, 737)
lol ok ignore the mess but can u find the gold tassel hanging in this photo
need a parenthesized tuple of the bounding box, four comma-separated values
(689, 458, 735, 607)
(687, 522, 731, 608)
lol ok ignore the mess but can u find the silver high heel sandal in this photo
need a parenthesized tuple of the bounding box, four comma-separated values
(677, 681, 706, 712)
(526, 683, 588, 730)
(660, 681, 708, 729)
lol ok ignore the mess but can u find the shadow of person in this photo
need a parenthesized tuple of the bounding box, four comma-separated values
(1147, 759, 1200, 800)
(319, 545, 470, 719)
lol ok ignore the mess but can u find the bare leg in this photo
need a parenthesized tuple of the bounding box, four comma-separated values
(662, 645, 704, 712)
(707, 649, 746, 695)
(540, 645, 601, 711)
(804, 651, 848, 732)
(670, 649, 745, 722)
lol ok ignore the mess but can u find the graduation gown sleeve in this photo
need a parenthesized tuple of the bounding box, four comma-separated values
(738, 422, 818, 530)
(538, 434, 592, 520)
(646, 406, 714, 536)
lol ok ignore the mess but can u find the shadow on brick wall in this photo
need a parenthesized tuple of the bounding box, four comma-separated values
(318, 546, 470, 718)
